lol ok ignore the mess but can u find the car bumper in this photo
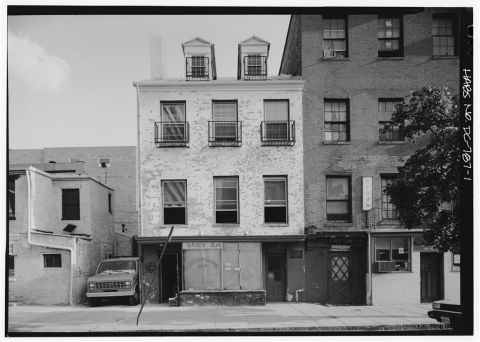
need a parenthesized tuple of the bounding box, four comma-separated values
(428, 309, 462, 325)
(86, 290, 135, 298)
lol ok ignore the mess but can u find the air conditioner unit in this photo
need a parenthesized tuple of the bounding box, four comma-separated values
(323, 49, 336, 58)
(376, 261, 396, 272)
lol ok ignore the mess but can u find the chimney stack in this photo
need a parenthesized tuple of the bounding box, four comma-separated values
(150, 37, 164, 79)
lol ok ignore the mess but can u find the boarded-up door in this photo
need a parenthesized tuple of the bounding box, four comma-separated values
(223, 243, 240, 290)
(223, 242, 261, 290)
(421, 253, 443, 302)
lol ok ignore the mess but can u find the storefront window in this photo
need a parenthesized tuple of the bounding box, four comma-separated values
(374, 236, 410, 272)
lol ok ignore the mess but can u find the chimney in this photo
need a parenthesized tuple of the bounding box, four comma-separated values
(150, 37, 164, 79)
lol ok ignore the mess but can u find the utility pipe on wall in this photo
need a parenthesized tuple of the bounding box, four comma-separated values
(26, 167, 78, 305)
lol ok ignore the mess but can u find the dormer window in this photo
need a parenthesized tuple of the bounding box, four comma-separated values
(182, 37, 216, 81)
(186, 55, 209, 80)
(238, 36, 270, 80)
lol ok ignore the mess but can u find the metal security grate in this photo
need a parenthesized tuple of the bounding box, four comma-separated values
(95, 281, 127, 290)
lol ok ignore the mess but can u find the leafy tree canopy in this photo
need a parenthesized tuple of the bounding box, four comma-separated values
(386, 86, 460, 252)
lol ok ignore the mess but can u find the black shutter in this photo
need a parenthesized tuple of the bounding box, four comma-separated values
(62, 189, 80, 220)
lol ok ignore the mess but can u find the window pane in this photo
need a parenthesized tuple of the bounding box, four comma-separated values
(215, 178, 238, 221)
(213, 102, 237, 121)
(9, 255, 14, 277)
(62, 189, 80, 220)
(163, 181, 186, 206)
(8, 177, 15, 217)
(326, 177, 349, 200)
(162, 103, 185, 122)
(375, 238, 390, 261)
(264, 179, 286, 202)
(265, 206, 287, 223)
(391, 237, 409, 261)
(164, 207, 186, 224)
(326, 201, 349, 214)
(265, 101, 288, 121)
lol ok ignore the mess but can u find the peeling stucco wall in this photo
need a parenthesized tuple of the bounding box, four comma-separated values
(138, 81, 304, 238)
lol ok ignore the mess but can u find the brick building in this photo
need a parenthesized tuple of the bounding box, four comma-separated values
(134, 37, 306, 305)
(8, 164, 115, 304)
(9, 146, 137, 256)
(280, 9, 461, 305)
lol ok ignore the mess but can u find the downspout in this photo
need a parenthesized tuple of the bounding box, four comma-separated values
(134, 82, 143, 237)
(26, 167, 77, 305)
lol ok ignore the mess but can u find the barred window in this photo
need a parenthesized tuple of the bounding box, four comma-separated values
(324, 100, 349, 142)
(381, 176, 399, 220)
(323, 17, 347, 57)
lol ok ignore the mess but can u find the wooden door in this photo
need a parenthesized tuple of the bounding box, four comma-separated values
(328, 252, 352, 304)
(421, 253, 443, 302)
(265, 254, 285, 302)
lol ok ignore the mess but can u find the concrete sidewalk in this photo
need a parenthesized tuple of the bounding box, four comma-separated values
(7, 302, 448, 333)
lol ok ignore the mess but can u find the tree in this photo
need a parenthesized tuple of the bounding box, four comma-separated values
(386, 86, 460, 252)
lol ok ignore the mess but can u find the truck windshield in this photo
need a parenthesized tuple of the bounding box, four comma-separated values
(97, 260, 136, 274)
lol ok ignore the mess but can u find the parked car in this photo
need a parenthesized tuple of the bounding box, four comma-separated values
(86, 257, 140, 307)
(428, 300, 462, 330)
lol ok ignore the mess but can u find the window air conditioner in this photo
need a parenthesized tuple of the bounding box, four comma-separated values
(323, 49, 336, 58)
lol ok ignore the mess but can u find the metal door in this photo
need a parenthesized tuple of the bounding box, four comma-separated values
(421, 253, 443, 302)
(265, 254, 286, 302)
(328, 252, 352, 304)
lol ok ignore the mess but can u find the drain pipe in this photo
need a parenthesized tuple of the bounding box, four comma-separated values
(134, 82, 143, 237)
(26, 167, 77, 305)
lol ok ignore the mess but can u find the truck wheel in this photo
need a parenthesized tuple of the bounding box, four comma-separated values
(128, 288, 140, 306)
(88, 298, 100, 307)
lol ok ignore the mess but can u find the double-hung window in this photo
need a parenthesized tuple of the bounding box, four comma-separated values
(214, 177, 239, 224)
(191, 56, 206, 77)
(212, 101, 238, 142)
(161, 102, 187, 141)
(323, 17, 348, 58)
(264, 176, 288, 223)
(378, 99, 404, 142)
(378, 16, 403, 57)
(326, 176, 351, 222)
(246, 55, 264, 76)
(163, 180, 187, 225)
(381, 176, 399, 220)
(375, 236, 410, 272)
(264, 100, 290, 141)
(9, 243, 14, 277)
(324, 99, 349, 142)
(8, 176, 15, 219)
(432, 14, 456, 56)
(62, 189, 80, 220)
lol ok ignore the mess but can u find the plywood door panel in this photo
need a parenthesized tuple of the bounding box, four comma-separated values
(239, 242, 262, 290)
(223, 243, 240, 290)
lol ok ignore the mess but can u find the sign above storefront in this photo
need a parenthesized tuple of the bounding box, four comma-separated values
(362, 177, 373, 211)
(330, 245, 350, 251)
(183, 242, 223, 250)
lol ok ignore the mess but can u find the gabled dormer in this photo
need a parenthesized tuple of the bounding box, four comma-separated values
(237, 36, 270, 80)
(182, 37, 217, 81)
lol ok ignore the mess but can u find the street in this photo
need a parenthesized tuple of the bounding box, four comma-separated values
(7, 302, 450, 334)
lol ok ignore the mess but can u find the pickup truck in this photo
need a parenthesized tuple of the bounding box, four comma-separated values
(86, 257, 140, 307)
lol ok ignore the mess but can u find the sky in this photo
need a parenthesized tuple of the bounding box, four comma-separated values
(7, 14, 290, 149)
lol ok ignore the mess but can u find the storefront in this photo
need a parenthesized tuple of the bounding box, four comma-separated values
(134, 236, 306, 305)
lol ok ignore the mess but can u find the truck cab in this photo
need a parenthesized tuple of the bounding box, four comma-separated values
(86, 257, 140, 306)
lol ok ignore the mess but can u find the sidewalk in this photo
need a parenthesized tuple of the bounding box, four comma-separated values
(7, 302, 448, 333)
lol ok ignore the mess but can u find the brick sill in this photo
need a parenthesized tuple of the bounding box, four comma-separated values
(323, 141, 351, 145)
(212, 224, 240, 228)
(378, 141, 405, 145)
(321, 57, 350, 61)
(432, 55, 459, 60)
(262, 223, 290, 228)
(377, 57, 405, 60)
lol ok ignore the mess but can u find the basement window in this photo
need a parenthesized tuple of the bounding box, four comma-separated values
(43, 254, 62, 268)
(162, 180, 187, 225)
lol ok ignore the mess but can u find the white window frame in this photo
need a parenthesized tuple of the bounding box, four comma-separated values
(263, 176, 288, 224)
(41, 253, 63, 269)
(214, 177, 239, 224)
(162, 180, 187, 225)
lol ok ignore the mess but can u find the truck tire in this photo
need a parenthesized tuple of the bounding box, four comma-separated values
(128, 287, 140, 306)
(88, 298, 100, 307)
